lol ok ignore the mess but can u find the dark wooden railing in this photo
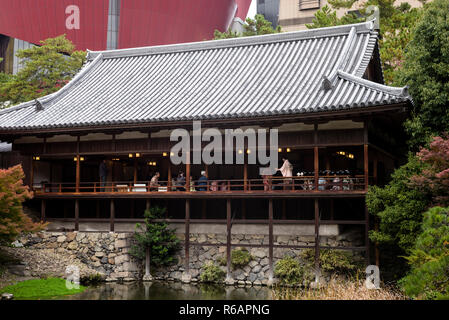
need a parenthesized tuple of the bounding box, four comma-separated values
(32, 175, 366, 194)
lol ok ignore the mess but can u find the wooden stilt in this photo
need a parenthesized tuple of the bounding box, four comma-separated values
(74, 199, 79, 231)
(314, 199, 320, 273)
(41, 199, 46, 222)
(110, 199, 115, 232)
(314, 123, 319, 190)
(365, 205, 371, 266)
(268, 199, 274, 281)
(185, 199, 190, 271)
(226, 199, 232, 280)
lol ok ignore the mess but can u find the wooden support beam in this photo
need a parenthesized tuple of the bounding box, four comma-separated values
(74, 199, 79, 231)
(314, 124, 319, 190)
(30, 157, 35, 189)
(133, 159, 138, 184)
(243, 162, 248, 191)
(364, 121, 369, 190)
(76, 136, 80, 193)
(185, 199, 190, 271)
(167, 163, 172, 191)
(314, 199, 320, 273)
(41, 199, 46, 222)
(268, 199, 274, 281)
(226, 199, 232, 280)
(146, 199, 151, 212)
(365, 205, 371, 266)
(186, 152, 191, 192)
(110, 199, 115, 232)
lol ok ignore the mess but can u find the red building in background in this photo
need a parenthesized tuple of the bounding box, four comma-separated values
(0, 0, 252, 73)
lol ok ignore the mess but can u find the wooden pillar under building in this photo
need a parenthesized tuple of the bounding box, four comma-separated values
(74, 199, 79, 231)
(365, 205, 371, 266)
(185, 152, 191, 192)
(30, 157, 35, 189)
(133, 159, 138, 184)
(314, 199, 320, 274)
(167, 164, 172, 190)
(364, 121, 369, 190)
(75, 136, 80, 193)
(41, 199, 46, 222)
(146, 199, 151, 212)
(185, 199, 190, 271)
(314, 124, 319, 190)
(243, 162, 248, 191)
(226, 199, 232, 280)
(110, 199, 115, 232)
(268, 199, 274, 281)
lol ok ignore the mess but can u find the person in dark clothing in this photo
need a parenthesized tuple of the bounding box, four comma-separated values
(175, 172, 186, 191)
(99, 159, 108, 192)
(197, 170, 208, 191)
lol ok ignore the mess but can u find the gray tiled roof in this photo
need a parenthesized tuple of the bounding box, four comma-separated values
(0, 21, 411, 131)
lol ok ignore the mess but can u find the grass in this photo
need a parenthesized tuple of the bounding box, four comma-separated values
(272, 277, 406, 300)
(0, 277, 86, 299)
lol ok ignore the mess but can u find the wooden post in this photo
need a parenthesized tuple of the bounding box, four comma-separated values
(146, 199, 151, 212)
(167, 163, 172, 191)
(314, 124, 319, 190)
(110, 199, 115, 232)
(74, 199, 79, 231)
(365, 205, 371, 266)
(373, 156, 378, 185)
(202, 200, 206, 219)
(314, 199, 320, 275)
(30, 157, 34, 189)
(133, 159, 138, 184)
(41, 199, 46, 222)
(185, 199, 190, 271)
(243, 162, 248, 191)
(76, 136, 80, 193)
(226, 199, 232, 280)
(364, 121, 369, 190)
(186, 152, 191, 192)
(282, 199, 286, 220)
(145, 247, 151, 276)
(96, 200, 100, 219)
(268, 199, 274, 281)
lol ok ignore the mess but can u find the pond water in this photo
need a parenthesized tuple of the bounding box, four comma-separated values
(62, 281, 274, 300)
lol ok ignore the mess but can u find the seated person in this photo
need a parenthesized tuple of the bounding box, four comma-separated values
(175, 172, 186, 191)
(149, 172, 160, 189)
(210, 180, 218, 192)
(220, 182, 228, 191)
(196, 171, 208, 191)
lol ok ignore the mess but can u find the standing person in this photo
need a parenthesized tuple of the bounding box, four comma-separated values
(277, 157, 293, 189)
(99, 159, 108, 192)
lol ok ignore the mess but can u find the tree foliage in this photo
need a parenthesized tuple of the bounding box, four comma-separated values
(399, 206, 449, 300)
(397, 0, 449, 150)
(214, 14, 281, 40)
(130, 206, 180, 267)
(367, 155, 430, 253)
(0, 165, 45, 244)
(0, 35, 86, 106)
(410, 135, 449, 207)
(306, 1, 423, 85)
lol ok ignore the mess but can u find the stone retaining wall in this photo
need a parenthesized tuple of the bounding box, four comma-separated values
(15, 228, 363, 284)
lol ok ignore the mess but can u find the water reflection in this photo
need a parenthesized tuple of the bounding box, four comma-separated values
(64, 281, 273, 300)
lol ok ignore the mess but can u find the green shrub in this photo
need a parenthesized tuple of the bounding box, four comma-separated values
(274, 256, 313, 286)
(130, 206, 180, 267)
(200, 262, 225, 283)
(399, 207, 449, 300)
(231, 248, 252, 269)
(300, 249, 359, 274)
(80, 273, 104, 286)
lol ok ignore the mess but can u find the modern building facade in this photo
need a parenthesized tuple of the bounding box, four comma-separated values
(257, 0, 280, 28)
(0, 22, 412, 280)
(278, 0, 425, 32)
(0, 0, 251, 74)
